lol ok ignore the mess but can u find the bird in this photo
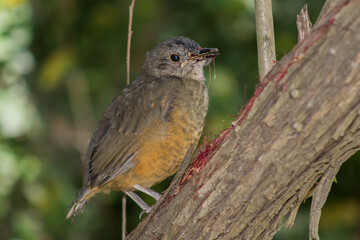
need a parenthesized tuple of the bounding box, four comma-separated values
(66, 36, 219, 219)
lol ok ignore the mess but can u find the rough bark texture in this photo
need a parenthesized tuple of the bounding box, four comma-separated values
(128, 0, 360, 239)
(297, 5, 312, 43)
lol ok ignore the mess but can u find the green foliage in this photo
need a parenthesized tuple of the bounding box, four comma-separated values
(0, 0, 359, 239)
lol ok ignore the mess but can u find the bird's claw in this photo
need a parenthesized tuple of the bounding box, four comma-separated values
(139, 207, 152, 219)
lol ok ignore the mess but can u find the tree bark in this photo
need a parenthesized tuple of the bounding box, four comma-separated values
(128, 0, 360, 239)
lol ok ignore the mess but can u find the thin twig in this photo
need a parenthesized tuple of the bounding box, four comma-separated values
(126, 0, 136, 85)
(254, 0, 276, 81)
(123, 1, 135, 238)
(122, 194, 126, 240)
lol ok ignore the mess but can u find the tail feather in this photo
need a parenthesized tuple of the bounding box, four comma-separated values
(66, 187, 95, 219)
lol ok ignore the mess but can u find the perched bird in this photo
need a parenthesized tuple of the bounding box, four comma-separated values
(66, 36, 219, 219)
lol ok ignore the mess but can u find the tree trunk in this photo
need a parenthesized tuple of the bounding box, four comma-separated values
(128, 0, 360, 239)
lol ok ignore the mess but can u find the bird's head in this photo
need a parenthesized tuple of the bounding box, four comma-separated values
(142, 36, 219, 81)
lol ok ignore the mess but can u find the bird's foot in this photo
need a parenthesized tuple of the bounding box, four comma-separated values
(139, 206, 152, 219)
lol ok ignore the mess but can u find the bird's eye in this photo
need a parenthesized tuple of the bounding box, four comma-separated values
(170, 54, 180, 62)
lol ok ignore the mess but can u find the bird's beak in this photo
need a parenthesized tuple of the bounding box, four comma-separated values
(189, 48, 220, 62)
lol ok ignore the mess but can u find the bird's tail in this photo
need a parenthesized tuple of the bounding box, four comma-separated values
(66, 187, 97, 219)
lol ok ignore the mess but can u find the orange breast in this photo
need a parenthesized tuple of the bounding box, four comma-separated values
(104, 107, 202, 191)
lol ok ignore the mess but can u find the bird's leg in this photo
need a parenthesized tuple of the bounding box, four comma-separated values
(127, 185, 162, 218)
(133, 184, 162, 200)
(125, 191, 151, 216)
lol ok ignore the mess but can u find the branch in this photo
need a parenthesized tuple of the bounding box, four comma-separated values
(124, 0, 136, 237)
(126, 0, 135, 85)
(254, 0, 276, 81)
(128, 0, 359, 239)
(297, 5, 312, 43)
(316, 0, 342, 25)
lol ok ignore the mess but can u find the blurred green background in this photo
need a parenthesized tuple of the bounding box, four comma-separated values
(0, 0, 359, 239)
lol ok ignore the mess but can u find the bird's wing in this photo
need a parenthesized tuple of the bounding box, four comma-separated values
(83, 76, 181, 187)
